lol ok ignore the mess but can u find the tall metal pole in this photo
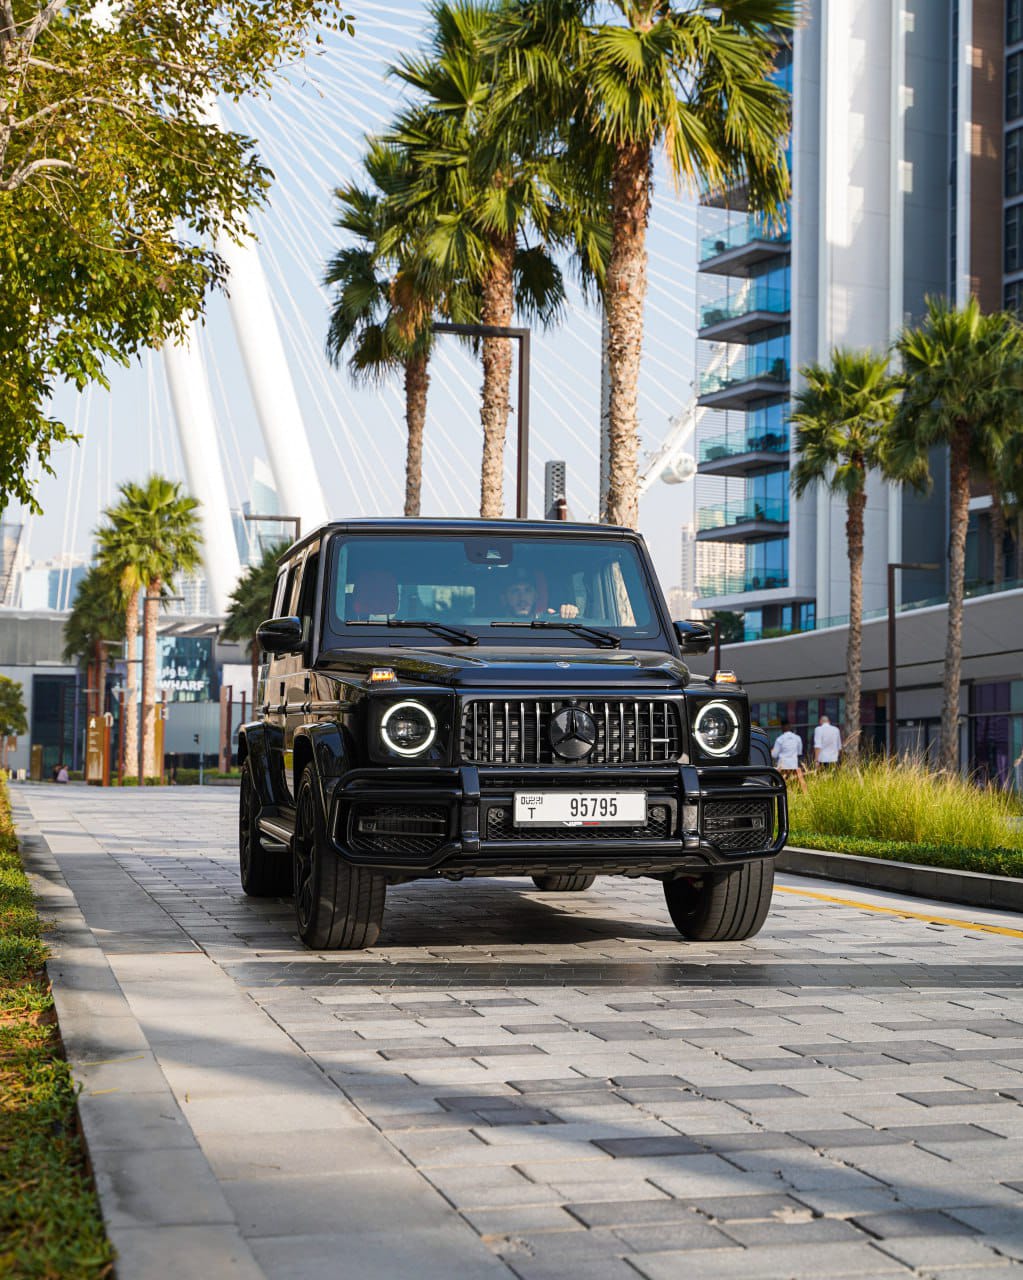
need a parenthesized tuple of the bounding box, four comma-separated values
(431, 323, 531, 519)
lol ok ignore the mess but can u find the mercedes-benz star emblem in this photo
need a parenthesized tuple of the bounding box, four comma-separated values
(549, 706, 598, 761)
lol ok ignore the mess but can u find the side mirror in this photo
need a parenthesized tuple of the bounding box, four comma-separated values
(673, 620, 713, 655)
(256, 615, 303, 655)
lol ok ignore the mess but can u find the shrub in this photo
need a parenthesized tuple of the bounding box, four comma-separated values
(789, 759, 1023, 856)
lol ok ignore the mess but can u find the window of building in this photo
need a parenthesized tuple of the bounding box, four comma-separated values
(746, 537, 788, 591)
(1011, 0, 1023, 45)
(1007, 279, 1023, 315)
(1007, 203, 1023, 272)
(1010, 52, 1023, 121)
(1007, 127, 1023, 197)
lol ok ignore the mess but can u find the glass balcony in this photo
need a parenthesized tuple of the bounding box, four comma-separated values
(699, 215, 790, 265)
(699, 356, 790, 398)
(697, 498, 789, 533)
(697, 570, 789, 598)
(699, 427, 790, 466)
(700, 284, 790, 332)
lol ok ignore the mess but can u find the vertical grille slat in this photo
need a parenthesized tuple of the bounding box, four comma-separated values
(461, 699, 681, 765)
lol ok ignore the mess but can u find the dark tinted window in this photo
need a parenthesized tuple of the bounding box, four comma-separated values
(296, 550, 321, 645)
(1007, 127, 1023, 197)
(1009, 51, 1023, 121)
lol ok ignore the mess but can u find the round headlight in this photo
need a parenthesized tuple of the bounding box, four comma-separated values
(380, 701, 437, 756)
(693, 701, 741, 756)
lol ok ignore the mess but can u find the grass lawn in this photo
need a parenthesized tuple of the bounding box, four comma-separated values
(0, 778, 114, 1278)
(787, 759, 1023, 878)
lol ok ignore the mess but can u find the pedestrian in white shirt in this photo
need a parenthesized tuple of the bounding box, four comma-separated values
(771, 718, 807, 792)
(813, 714, 842, 767)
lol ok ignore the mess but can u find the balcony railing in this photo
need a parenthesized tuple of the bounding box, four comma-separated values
(699, 429, 790, 465)
(697, 498, 789, 533)
(699, 216, 790, 263)
(699, 357, 789, 397)
(699, 284, 790, 330)
(697, 570, 789, 598)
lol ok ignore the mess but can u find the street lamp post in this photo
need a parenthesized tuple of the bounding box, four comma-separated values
(431, 322, 531, 518)
(886, 561, 940, 757)
(243, 512, 302, 546)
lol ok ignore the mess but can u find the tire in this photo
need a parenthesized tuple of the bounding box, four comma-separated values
(531, 873, 596, 893)
(292, 764, 385, 950)
(663, 859, 775, 941)
(239, 759, 292, 897)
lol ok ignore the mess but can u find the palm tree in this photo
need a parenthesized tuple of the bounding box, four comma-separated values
(493, 0, 794, 528)
(223, 541, 288, 705)
(63, 564, 124, 720)
(325, 141, 472, 517)
(387, 0, 583, 518)
(104, 476, 203, 779)
(790, 350, 912, 764)
(95, 514, 146, 778)
(891, 297, 1023, 773)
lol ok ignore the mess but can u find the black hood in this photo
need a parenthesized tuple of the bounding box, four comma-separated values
(317, 644, 703, 690)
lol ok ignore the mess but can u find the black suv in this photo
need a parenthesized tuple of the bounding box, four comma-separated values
(238, 519, 787, 950)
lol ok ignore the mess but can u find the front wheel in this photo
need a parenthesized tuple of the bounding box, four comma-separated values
(531, 874, 596, 893)
(239, 760, 292, 897)
(663, 860, 774, 941)
(293, 765, 386, 949)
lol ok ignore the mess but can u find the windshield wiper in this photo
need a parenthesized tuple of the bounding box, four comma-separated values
(490, 620, 621, 649)
(386, 619, 479, 646)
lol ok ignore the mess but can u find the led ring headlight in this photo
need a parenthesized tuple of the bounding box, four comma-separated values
(380, 700, 437, 757)
(693, 700, 740, 757)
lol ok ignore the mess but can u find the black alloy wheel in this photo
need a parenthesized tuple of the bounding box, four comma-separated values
(293, 765, 386, 950)
(239, 759, 291, 897)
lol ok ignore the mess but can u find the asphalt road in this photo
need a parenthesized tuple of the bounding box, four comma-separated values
(17, 786, 1023, 1280)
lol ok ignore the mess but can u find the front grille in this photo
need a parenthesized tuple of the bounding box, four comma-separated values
(461, 699, 682, 766)
(348, 804, 448, 856)
(702, 798, 773, 852)
(485, 804, 671, 842)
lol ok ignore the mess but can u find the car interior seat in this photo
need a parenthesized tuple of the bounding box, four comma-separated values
(348, 570, 399, 620)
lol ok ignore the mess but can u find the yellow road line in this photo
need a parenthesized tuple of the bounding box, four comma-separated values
(775, 884, 1023, 939)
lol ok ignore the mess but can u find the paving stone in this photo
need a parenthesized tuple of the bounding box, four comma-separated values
(591, 1135, 706, 1158)
(791, 1129, 906, 1149)
(899, 1090, 1011, 1108)
(611, 1219, 737, 1251)
(628, 1241, 909, 1279)
(852, 1210, 980, 1239)
(698, 1084, 803, 1100)
(106, 1225, 264, 1280)
(720, 1217, 864, 1246)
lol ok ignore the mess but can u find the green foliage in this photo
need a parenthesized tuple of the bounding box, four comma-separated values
(0, 0, 353, 514)
(704, 610, 744, 643)
(790, 349, 911, 500)
(61, 563, 124, 667)
(0, 677, 27, 741)
(788, 832, 1023, 880)
(222, 540, 289, 657)
(788, 759, 1023, 858)
(0, 776, 114, 1276)
(100, 474, 203, 594)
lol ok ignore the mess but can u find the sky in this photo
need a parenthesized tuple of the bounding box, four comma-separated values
(19, 1, 703, 602)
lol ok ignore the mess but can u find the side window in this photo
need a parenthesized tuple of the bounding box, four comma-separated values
(296, 548, 321, 646)
(271, 569, 289, 619)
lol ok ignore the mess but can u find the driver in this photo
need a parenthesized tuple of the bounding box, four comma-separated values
(499, 568, 580, 620)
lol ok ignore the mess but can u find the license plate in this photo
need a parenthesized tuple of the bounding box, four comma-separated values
(513, 791, 647, 828)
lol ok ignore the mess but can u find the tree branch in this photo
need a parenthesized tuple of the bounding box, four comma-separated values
(1, 155, 75, 190)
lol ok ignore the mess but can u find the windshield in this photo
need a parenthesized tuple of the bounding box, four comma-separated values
(323, 533, 665, 647)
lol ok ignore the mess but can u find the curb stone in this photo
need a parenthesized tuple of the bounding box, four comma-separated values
(779, 844, 1023, 913)
(12, 795, 266, 1280)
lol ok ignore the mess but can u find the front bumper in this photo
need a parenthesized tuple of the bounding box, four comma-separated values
(327, 763, 788, 878)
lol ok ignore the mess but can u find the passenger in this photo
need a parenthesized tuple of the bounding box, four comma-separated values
(499, 568, 580, 620)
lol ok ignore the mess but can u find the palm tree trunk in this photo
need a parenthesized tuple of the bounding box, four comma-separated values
(605, 142, 652, 531)
(844, 486, 866, 765)
(404, 352, 430, 517)
(123, 587, 140, 780)
(991, 484, 1005, 587)
(940, 426, 971, 774)
(141, 579, 160, 779)
(479, 233, 516, 519)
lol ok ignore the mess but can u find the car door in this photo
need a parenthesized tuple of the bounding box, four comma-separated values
(284, 543, 321, 796)
(265, 558, 301, 810)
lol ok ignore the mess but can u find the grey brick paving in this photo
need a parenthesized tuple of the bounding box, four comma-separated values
(17, 787, 1023, 1279)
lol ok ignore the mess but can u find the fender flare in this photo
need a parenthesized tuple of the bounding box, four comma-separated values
(237, 722, 277, 808)
(749, 728, 772, 768)
(293, 722, 347, 817)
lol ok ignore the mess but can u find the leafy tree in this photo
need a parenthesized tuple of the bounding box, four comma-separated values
(704, 610, 744, 644)
(387, 0, 593, 518)
(0, 0, 352, 513)
(0, 675, 27, 770)
(493, 0, 794, 528)
(62, 563, 124, 724)
(791, 350, 912, 763)
(223, 541, 289, 703)
(891, 298, 1023, 773)
(103, 476, 203, 778)
(325, 141, 477, 517)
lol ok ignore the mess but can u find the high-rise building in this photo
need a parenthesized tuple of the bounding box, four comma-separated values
(692, 0, 1004, 641)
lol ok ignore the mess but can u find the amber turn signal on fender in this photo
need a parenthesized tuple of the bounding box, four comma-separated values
(713, 670, 739, 685)
(369, 667, 397, 683)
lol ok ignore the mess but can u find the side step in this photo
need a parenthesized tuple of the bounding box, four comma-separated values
(258, 814, 293, 849)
